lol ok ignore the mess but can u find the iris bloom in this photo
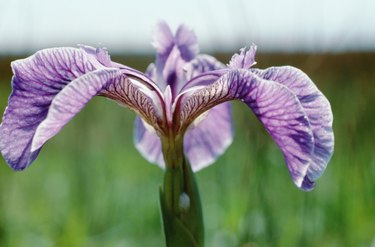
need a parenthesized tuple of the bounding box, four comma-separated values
(0, 22, 333, 245)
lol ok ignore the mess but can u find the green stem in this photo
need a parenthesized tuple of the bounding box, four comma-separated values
(159, 157, 204, 247)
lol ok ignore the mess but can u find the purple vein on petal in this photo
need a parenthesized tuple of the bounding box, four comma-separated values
(178, 69, 315, 189)
(251, 66, 334, 190)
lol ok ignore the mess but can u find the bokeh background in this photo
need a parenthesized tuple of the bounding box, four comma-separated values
(1, 0, 375, 246)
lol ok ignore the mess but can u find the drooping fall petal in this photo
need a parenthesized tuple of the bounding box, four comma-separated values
(179, 69, 317, 190)
(31, 69, 123, 152)
(0, 47, 97, 169)
(251, 66, 334, 187)
(0, 47, 160, 170)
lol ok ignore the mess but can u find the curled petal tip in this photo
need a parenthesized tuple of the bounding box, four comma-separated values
(252, 66, 334, 190)
(79, 44, 112, 67)
(300, 175, 316, 191)
(228, 44, 257, 69)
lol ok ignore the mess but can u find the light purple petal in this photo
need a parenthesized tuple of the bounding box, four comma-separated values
(181, 55, 233, 170)
(152, 21, 174, 58)
(0, 47, 97, 169)
(175, 24, 199, 61)
(133, 103, 233, 172)
(0, 47, 161, 170)
(134, 116, 165, 168)
(251, 66, 334, 189)
(179, 69, 315, 190)
(150, 22, 201, 94)
(32, 66, 161, 151)
(183, 54, 225, 83)
(79, 45, 112, 67)
(135, 53, 232, 170)
(99, 74, 162, 128)
(228, 45, 257, 69)
(31, 68, 122, 151)
(161, 46, 186, 94)
(179, 55, 228, 92)
(184, 102, 233, 171)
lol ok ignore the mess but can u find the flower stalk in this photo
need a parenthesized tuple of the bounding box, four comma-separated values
(160, 137, 204, 246)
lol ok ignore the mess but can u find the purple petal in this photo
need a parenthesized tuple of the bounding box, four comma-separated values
(0, 47, 98, 169)
(179, 56, 233, 170)
(33, 68, 162, 163)
(152, 21, 174, 58)
(178, 55, 229, 93)
(79, 45, 112, 67)
(228, 45, 257, 69)
(0, 47, 161, 170)
(31, 68, 122, 151)
(183, 54, 225, 82)
(100, 74, 163, 128)
(161, 46, 186, 94)
(184, 102, 233, 171)
(252, 66, 334, 189)
(179, 69, 315, 190)
(151, 22, 201, 94)
(133, 103, 233, 172)
(135, 54, 230, 170)
(175, 24, 199, 61)
(134, 116, 165, 168)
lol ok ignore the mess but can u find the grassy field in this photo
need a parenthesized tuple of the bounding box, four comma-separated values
(0, 52, 374, 247)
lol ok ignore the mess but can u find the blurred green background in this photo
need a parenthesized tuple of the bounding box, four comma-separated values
(0, 52, 374, 247)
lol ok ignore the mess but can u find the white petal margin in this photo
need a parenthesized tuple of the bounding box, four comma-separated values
(179, 69, 316, 190)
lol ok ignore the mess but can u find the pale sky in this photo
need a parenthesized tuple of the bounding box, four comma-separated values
(0, 0, 374, 54)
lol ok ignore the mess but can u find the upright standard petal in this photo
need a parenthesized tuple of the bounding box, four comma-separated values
(251, 66, 334, 188)
(152, 21, 175, 59)
(174, 24, 199, 61)
(178, 69, 315, 190)
(151, 22, 201, 94)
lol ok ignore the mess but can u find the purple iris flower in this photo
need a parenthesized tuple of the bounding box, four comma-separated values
(0, 22, 333, 191)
